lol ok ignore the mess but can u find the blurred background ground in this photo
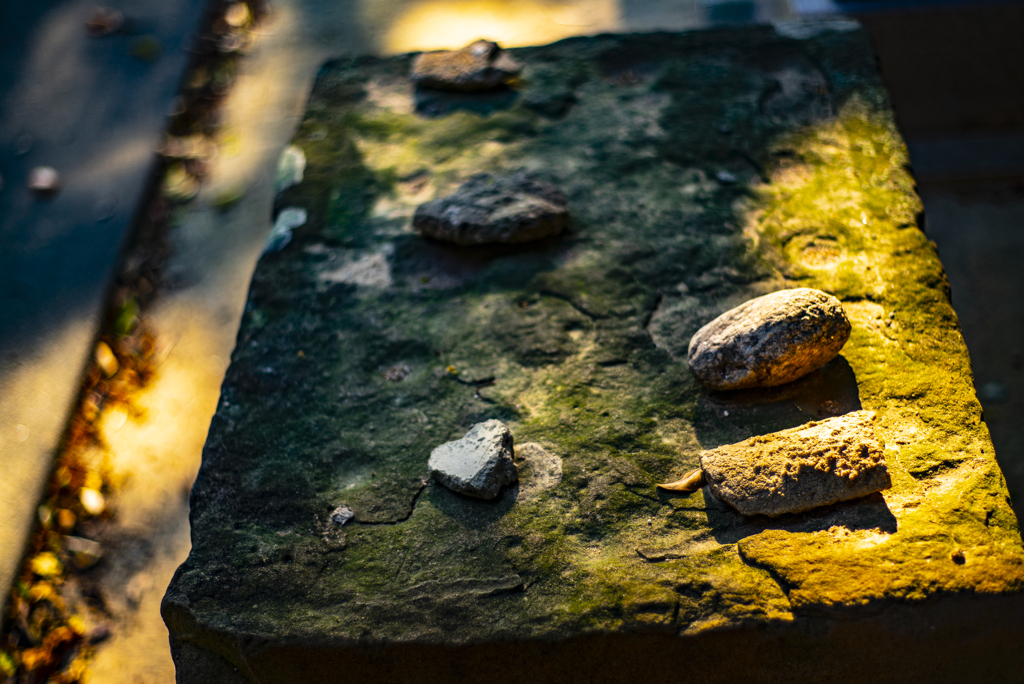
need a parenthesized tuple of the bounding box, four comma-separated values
(1, 0, 1022, 682)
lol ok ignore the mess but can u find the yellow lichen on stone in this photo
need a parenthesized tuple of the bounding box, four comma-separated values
(739, 98, 1024, 611)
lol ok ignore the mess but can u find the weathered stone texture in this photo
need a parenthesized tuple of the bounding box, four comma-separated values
(165, 25, 1024, 684)
(688, 288, 851, 390)
(700, 410, 890, 517)
(413, 172, 568, 245)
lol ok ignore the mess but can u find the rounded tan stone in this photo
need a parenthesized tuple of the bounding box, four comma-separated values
(687, 288, 850, 390)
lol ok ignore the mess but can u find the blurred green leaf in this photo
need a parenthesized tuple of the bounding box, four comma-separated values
(0, 650, 16, 676)
(113, 299, 139, 337)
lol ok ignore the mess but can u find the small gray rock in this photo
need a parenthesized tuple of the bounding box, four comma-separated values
(429, 420, 517, 499)
(28, 166, 61, 195)
(688, 288, 851, 390)
(715, 170, 738, 184)
(414, 173, 568, 245)
(330, 505, 354, 526)
(411, 39, 521, 92)
(700, 410, 890, 517)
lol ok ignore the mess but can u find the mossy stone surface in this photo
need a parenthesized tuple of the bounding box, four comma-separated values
(163, 24, 1024, 683)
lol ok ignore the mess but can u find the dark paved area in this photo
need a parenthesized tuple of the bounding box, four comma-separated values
(0, 0, 208, 605)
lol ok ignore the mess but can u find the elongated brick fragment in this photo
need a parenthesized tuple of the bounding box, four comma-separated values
(700, 410, 890, 517)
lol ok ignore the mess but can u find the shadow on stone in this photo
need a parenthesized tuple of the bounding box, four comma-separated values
(388, 233, 571, 290)
(693, 355, 862, 449)
(699, 488, 897, 545)
(414, 86, 519, 118)
(427, 479, 519, 530)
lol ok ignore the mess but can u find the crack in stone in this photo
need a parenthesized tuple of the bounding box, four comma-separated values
(351, 480, 430, 526)
(402, 575, 527, 599)
(621, 483, 662, 504)
(538, 289, 604, 321)
(636, 547, 689, 563)
(641, 292, 663, 331)
(736, 543, 796, 609)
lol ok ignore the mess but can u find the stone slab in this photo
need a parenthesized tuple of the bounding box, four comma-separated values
(0, 0, 208, 614)
(164, 24, 1024, 682)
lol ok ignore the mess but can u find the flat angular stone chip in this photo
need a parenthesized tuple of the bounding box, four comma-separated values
(688, 288, 851, 390)
(413, 172, 568, 245)
(700, 410, 890, 517)
(429, 419, 518, 499)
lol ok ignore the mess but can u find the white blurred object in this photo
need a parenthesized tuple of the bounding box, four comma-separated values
(263, 207, 307, 254)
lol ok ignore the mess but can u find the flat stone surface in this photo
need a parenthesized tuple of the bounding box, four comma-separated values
(164, 25, 1024, 683)
(429, 419, 517, 499)
(700, 410, 890, 517)
(687, 287, 851, 390)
